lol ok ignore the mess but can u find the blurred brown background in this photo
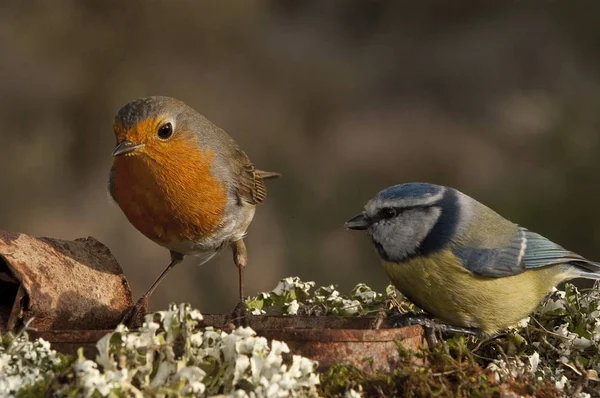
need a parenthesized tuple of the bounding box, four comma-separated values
(2, 1, 600, 313)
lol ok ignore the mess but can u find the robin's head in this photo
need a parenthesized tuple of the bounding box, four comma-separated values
(109, 96, 230, 240)
(112, 96, 194, 157)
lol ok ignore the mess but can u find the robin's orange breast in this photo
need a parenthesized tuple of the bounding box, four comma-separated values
(109, 137, 228, 246)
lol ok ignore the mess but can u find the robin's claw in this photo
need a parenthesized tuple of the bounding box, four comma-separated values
(122, 296, 149, 329)
(230, 300, 249, 328)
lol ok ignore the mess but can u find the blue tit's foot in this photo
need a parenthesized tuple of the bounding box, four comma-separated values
(390, 313, 480, 347)
(122, 296, 149, 329)
(230, 300, 249, 328)
(390, 312, 480, 335)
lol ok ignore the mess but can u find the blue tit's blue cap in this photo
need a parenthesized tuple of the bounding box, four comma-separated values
(376, 182, 443, 201)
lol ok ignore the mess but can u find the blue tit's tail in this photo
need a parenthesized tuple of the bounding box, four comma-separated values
(569, 261, 600, 280)
(575, 271, 600, 280)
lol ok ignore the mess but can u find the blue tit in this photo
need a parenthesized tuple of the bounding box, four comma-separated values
(345, 182, 600, 336)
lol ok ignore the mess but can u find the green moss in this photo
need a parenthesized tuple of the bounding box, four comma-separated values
(319, 364, 366, 396)
(319, 336, 562, 398)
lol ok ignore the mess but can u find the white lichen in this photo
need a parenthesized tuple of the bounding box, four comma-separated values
(0, 332, 63, 396)
(52, 303, 320, 397)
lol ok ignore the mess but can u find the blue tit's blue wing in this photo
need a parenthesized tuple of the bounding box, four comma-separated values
(453, 228, 596, 278)
(453, 228, 527, 277)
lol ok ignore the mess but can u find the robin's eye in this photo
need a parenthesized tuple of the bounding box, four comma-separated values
(157, 122, 173, 139)
(381, 208, 397, 219)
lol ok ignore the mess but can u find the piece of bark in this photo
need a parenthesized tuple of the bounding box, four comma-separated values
(0, 230, 132, 331)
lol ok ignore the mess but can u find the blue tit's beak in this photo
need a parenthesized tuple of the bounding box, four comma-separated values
(344, 214, 371, 230)
(112, 140, 145, 157)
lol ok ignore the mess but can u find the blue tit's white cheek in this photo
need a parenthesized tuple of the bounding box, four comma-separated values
(369, 207, 442, 262)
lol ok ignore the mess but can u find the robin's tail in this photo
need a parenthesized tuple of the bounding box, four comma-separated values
(257, 170, 282, 180)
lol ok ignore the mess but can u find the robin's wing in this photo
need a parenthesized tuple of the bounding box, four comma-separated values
(229, 146, 269, 205)
(452, 228, 597, 277)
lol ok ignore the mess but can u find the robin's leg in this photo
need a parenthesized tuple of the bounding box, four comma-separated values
(122, 250, 184, 328)
(231, 239, 248, 326)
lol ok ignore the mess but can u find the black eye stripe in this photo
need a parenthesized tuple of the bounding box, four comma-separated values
(387, 205, 424, 213)
(377, 204, 433, 221)
(395, 205, 423, 212)
(381, 208, 396, 219)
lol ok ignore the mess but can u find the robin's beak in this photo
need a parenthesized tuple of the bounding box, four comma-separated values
(112, 140, 145, 157)
(344, 214, 371, 230)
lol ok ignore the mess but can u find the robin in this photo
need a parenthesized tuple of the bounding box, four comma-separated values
(108, 96, 280, 326)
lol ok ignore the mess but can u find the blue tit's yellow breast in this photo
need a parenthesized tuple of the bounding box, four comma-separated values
(383, 250, 568, 334)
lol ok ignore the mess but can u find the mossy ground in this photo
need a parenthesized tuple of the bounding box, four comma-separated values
(2, 279, 600, 397)
(319, 337, 563, 398)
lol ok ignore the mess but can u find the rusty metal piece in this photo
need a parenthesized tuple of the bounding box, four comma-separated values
(31, 329, 111, 359)
(33, 315, 423, 373)
(271, 326, 423, 373)
(201, 315, 424, 373)
(201, 314, 406, 330)
(0, 230, 133, 331)
(34, 315, 423, 373)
